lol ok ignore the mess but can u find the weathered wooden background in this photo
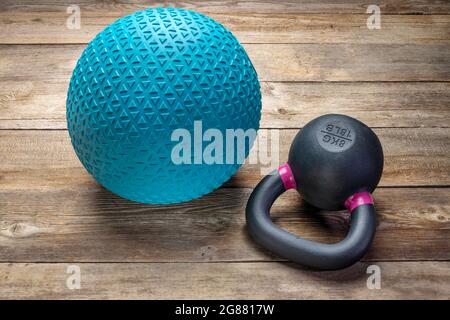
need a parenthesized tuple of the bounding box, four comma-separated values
(0, 0, 449, 299)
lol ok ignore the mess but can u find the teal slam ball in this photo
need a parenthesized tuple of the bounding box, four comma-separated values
(67, 8, 261, 204)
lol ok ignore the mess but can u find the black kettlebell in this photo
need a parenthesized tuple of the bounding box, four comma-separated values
(246, 114, 384, 270)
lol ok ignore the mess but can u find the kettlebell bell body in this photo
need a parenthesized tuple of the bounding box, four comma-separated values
(246, 114, 384, 270)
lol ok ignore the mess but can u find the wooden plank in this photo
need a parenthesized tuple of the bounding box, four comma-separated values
(261, 82, 450, 129)
(233, 127, 450, 187)
(0, 0, 448, 302)
(2, 42, 450, 84)
(1, 12, 450, 44)
(0, 44, 449, 83)
(0, 262, 448, 299)
(2, 81, 449, 129)
(248, 43, 450, 82)
(0, 187, 448, 262)
(0, 129, 448, 190)
(1, 0, 449, 15)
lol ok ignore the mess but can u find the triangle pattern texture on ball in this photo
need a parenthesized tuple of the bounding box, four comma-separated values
(67, 8, 262, 204)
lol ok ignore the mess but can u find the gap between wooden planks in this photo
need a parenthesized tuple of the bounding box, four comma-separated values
(0, 262, 448, 299)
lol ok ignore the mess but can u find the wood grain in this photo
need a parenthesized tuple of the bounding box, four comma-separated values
(248, 44, 450, 82)
(0, 262, 448, 299)
(1, 129, 448, 190)
(2, 81, 449, 129)
(1, 0, 449, 15)
(1, 44, 449, 83)
(0, 187, 449, 262)
(2, 43, 449, 129)
(0, 0, 449, 300)
(1, 12, 450, 44)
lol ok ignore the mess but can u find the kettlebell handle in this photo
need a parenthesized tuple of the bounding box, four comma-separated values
(246, 164, 377, 270)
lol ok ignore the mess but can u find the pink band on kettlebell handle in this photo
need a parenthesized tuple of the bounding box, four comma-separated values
(278, 163, 297, 190)
(345, 192, 374, 213)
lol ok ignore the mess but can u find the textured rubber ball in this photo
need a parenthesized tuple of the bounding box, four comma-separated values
(246, 114, 384, 270)
(67, 8, 261, 204)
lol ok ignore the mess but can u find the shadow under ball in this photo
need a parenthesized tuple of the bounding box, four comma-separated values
(289, 114, 384, 210)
